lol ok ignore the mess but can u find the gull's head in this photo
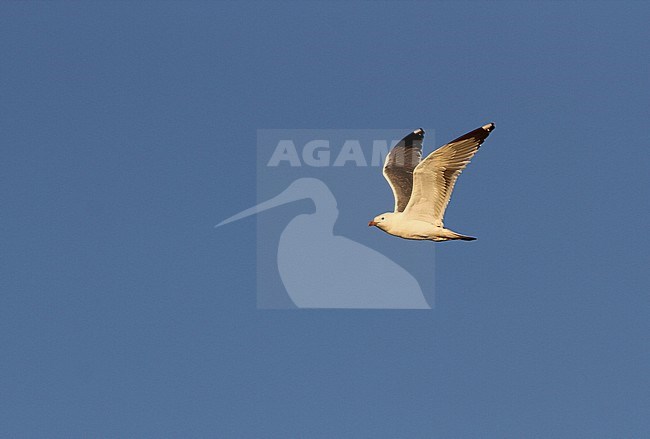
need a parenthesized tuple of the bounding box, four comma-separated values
(368, 212, 395, 229)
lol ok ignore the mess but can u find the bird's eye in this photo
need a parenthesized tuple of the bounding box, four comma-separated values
(381, 217, 385, 220)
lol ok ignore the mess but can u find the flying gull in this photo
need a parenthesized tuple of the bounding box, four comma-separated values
(369, 123, 495, 241)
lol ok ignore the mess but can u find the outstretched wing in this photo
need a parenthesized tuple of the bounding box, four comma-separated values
(382, 128, 424, 212)
(404, 123, 495, 226)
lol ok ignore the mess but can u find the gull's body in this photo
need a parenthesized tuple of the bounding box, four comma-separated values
(372, 215, 475, 242)
(369, 123, 495, 242)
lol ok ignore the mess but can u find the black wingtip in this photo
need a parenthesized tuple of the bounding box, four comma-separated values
(406, 128, 425, 140)
(449, 122, 496, 144)
(397, 128, 425, 148)
(482, 122, 495, 132)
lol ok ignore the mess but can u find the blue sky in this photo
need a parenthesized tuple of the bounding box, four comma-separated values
(1, 1, 649, 437)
